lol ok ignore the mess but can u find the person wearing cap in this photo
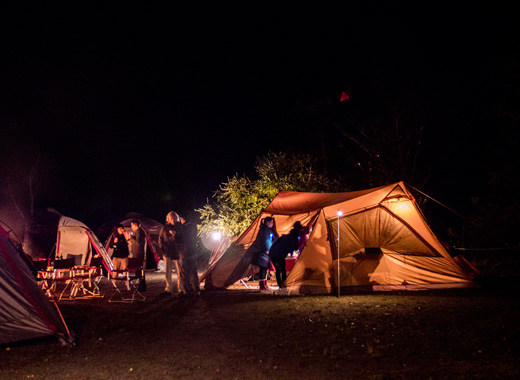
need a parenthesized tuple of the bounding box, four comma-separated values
(158, 211, 184, 295)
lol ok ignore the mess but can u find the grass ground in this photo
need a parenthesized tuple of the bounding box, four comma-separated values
(1, 270, 519, 380)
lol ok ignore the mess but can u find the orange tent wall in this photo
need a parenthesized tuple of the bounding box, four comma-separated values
(202, 182, 474, 293)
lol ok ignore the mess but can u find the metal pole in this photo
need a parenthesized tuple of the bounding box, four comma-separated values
(336, 210, 342, 297)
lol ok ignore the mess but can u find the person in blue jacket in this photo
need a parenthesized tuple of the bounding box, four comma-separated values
(250, 217, 278, 290)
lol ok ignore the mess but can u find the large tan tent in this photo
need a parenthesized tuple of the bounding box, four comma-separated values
(202, 182, 474, 294)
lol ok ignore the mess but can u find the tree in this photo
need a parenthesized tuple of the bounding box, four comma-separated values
(197, 175, 259, 239)
(196, 151, 346, 239)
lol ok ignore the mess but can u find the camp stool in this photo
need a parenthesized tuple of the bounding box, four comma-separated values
(48, 257, 76, 301)
(108, 258, 146, 303)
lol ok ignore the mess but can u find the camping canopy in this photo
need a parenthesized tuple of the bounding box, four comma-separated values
(0, 225, 72, 345)
(202, 182, 474, 294)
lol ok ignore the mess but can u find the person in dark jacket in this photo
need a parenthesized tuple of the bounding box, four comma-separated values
(269, 221, 303, 288)
(250, 216, 278, 290)
(128, 219, 146, 260)
(158, 211, 184, 295)
(178, 214, 201, 297)
(109, 224, 130, 286)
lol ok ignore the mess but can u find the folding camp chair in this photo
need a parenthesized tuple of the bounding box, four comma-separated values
(108, 257, 146, 303)
(69, 256, 104, 299)
(32, 258, 50, 275)
(47, 257, 76, 301)
(86, 256, 104, 294)
(33, 259, 53, 295)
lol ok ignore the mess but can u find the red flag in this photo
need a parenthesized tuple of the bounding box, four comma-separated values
(340, 91, 350, 102)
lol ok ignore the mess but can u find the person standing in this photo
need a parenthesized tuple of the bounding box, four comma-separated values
(178, 214, 201, 297)
(109, 224, 130, 287)
(268, 221, 303, 288)
(250, 217, 278, 290)
(158, 211, 183, 295)
(128, 219, 146, 261)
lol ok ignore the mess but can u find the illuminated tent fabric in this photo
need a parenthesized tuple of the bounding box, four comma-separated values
(0, 225, 72, 345)
(202, 182, 474, 294)
(56, 215, 112, 272)
(24, 209, 112, 274)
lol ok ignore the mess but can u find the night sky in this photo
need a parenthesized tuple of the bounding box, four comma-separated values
(1, 3, 518, 231)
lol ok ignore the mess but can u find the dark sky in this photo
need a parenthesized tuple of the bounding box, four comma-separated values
(1, 3, 518, 228)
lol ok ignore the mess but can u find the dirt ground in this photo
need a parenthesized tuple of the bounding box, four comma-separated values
(1, 271, 519, 380)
